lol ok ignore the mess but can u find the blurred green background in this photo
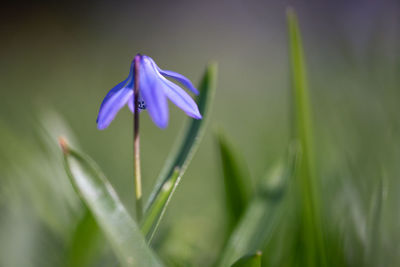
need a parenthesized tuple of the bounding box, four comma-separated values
(1, 0, 400, 266)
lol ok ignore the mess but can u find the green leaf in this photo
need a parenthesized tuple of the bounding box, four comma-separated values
(140, 167, 181, 242)
(216, 131, 251, 232)
(231, 251, 262, 267)
(61, 140, 163, 267)
(65, 209, 101, 267)
(145, 63, 218, 210)
(287, 7, 327, 267)
(218, 147, 298, 267)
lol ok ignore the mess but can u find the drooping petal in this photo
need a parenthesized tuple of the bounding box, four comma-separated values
(96, 60, 135, 129)
(144, 55, 201, 119)
(139, 56, 169, 128)
(158, 69, 199, 95)
(160, 78, 202, 119)
(147, 57, 199, 95)
(97, 78, 129, 114)
(127, 95, 134, 113)
(97, 87, 133, 130)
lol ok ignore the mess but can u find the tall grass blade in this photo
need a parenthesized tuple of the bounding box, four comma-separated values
(145, 63, 218, 210)
(141, 168, 181, 242)
(61, 140, 163, 267)
(218, 148, 297, 267)
(287, 7, 326, 267)
(216, 131, 251, 232)
(231, 251, 262, 267)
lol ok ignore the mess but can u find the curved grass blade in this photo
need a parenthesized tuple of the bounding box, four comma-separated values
(140, 167, 181, 242)
(287, 7, 327, 267)
(145, 63, 218, 210)
(218, 147, 298, 267)
(231, 251, 262, 267)
(60, 139, 163, 267)
(216, 131, 251, 232)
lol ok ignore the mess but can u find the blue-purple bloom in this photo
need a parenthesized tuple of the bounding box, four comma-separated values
(97, 54, 202, 129)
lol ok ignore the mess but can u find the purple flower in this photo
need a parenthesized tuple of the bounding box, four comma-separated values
(97, 54, 202, 129)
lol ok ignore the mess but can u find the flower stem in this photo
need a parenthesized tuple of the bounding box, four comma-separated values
(134, 55, 143, 221)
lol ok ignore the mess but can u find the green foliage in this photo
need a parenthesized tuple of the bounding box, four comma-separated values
(60, 63, 218, 267)
(146, 63, 218, 210)
(140, 63, 217, 245)
(65, 210, 101, 267)
(62, 142, 163, 267)
(231, 251, 262, 267)
(1, 5, 400, 267)
(0, 114, 83, 267)
(218, 148, 298, 267)
(141, 168, 181, 242)
(287, 7, 327, 267)
(216, 131, 251, 233)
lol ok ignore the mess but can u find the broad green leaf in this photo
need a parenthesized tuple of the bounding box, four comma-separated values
(65, 209, 101, 267)
(287, 7, 326, 267)
(231, 251, 262, 267)
(216, 131, 251, 232)
(141, 168, 181, 242)
(218, 148, 298, 267)
(145, 63, 218, 210)
(61, 140, 163, 267)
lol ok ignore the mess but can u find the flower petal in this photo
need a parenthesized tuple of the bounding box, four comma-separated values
(147, 57, 199, 95)
(96, 87, 133, 130)
(97, 78, 129, 113)
(96, 60, 136, 130)
(139, 56, 169, 128)
(160, 78, 202, 119)
(127, 95, 134, 113)
(158, 69, 199, 95)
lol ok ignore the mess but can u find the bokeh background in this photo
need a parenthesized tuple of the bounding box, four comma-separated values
(1, 0, 400, 266)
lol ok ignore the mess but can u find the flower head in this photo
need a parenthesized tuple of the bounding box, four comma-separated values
(97, 54, 202, 129)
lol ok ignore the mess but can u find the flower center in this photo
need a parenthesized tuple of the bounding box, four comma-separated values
(138, 100, 146, 110)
